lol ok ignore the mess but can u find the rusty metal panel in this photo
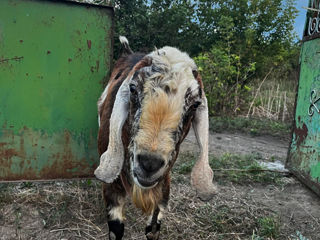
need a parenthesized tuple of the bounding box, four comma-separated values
(0, 0, 113, 181)
(303, 0, 320, 42)
(286, 3, 320, 196)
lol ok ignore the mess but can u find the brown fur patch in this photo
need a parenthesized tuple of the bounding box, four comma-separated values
(132, 183, 163, 215)
(195, 72, 204, 97)
(136, 90, 181, 154)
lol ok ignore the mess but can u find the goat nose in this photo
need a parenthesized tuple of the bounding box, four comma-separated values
(137, 153, 165, 173)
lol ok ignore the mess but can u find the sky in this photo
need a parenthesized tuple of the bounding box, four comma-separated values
(294, 0, 308, 39)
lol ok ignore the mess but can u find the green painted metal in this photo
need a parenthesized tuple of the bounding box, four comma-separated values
(0, 0, 113, 180)
(286, 1, 320, 196)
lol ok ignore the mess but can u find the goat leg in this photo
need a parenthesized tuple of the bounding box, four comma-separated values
(145, 175, 170, 240)
(145, 207, 161, 240)
(103, 180, 126, 240)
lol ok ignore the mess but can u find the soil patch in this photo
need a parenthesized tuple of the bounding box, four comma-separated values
(0, 131, 319, 240)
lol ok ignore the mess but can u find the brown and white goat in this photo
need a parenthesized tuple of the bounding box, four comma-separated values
(95, 36, 216, 240)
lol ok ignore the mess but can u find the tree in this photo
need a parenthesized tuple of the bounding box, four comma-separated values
(111, 0, 200, 59)
(194, 0, 298, 115)
(111, 0, 299, 116)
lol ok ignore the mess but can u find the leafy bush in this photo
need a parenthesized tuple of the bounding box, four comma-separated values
(194, 46, 255, 115)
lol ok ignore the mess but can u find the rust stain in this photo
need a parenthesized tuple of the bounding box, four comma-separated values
(37, 131, 89, 179)
(19, 40, 23, 43)
(18, 137, 26, 169)
(0, 130, 28, 174)
(1, 149, 19, 158)
(47, 50, 51, 55)
(68, 58, 72, 62)
(0, 147, 18, 170)
(0, 127, 94, 181)
(87, 40, 92, 49)
(294, 123, 308, 147)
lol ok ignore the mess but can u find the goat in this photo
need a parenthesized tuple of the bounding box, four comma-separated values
(95, 36, 217, 240)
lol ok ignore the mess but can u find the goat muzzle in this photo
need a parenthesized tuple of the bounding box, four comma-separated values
(132, 153, 165, 189)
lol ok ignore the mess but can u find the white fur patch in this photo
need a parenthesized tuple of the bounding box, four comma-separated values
(157, 205, 165, 221)
(145, 46, 200, 113)
(146, 205, 165, 225)
(109, 206, 124, 221)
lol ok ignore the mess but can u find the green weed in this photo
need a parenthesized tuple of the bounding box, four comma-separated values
(173, 153, 196, 174)
(257, 216, 280, 238)
(209, 116, 291, 139)
(175, 152, 284, 185)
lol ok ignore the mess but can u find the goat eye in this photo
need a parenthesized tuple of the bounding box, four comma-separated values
(129, 84, 137, 94)
(193, 101, 201, 109)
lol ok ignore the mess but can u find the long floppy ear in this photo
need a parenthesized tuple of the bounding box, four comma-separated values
(94, 57, 152, 183)
(94, 79, 130, 183)
(191, 95, 217, 201)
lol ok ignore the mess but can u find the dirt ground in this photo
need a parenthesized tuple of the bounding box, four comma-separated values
(181, 130, 289, 160)
(1, 130, 320, 240)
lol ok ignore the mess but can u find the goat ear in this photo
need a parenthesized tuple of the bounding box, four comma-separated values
(191, 95, 217, 201)
(94, 80, 129, 183)
(94, 56, 152, 183)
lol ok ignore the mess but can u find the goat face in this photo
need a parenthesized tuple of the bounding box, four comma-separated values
(95, 45, 216, 201)
(128, 48, 202, 189)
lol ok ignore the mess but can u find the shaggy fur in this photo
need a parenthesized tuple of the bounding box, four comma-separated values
(132, 182, 163, 215)
(136, 90, 181, 154)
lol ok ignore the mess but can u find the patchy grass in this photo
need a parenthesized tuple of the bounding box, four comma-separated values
(257, 216, 280, 238)
(209, 116, 291, 140)
(174, 152, 286, 185)
(0, 176, 318, 239)
(0, 153, 318, 239)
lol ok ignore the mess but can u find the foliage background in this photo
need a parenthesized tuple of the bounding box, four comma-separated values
(111, 0, 300, 119)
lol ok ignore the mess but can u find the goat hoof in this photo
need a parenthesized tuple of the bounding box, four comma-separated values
(146, 231, 160, 240)
(197, 191, 217, 201)
(145, 223, 161, 240)
(108, 220, 124, 240)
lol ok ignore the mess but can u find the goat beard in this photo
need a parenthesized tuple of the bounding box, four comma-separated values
(132, 183, 163, 215)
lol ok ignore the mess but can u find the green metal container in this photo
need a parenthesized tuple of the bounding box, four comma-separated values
(286, 0, 320, 196)
(0, 0, 113, 181)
